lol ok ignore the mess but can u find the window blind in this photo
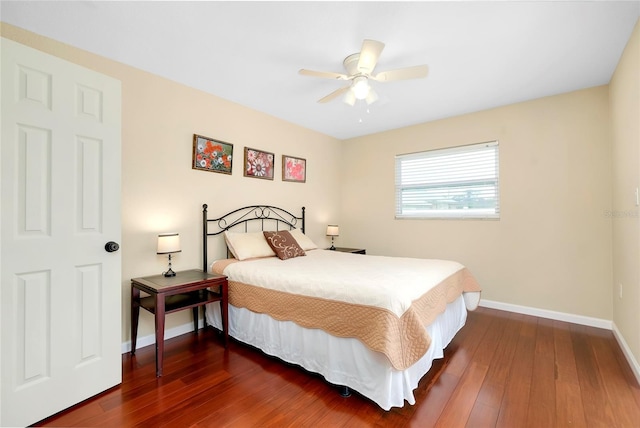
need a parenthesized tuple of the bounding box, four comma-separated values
(395, 141, 500, 219)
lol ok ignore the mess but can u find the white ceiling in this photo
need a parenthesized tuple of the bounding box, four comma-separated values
(1, 1, 638, 139)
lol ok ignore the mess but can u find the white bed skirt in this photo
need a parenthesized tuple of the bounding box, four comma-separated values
(205, 295, 467, 410)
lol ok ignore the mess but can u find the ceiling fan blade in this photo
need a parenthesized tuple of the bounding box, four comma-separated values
(372, 65, 429, 82)
(357, 39, 385, 74)
(318, 85, 351, 103)
(299, 69, 348, 80)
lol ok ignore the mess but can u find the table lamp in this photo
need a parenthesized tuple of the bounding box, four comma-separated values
(157, 233, 181, 277)
(326, 225, 339, 250)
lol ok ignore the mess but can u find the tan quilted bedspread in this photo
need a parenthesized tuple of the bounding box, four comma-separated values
(212, 257, 481, 370)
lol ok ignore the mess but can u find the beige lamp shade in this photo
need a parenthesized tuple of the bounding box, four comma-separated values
(326, 225, 339, 236)
(157, 233, 181, 254)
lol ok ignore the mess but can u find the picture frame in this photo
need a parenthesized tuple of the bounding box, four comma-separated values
(192, 134, 233, 175)
(282, 155, 306, 183)
(244, 147, 274, 180)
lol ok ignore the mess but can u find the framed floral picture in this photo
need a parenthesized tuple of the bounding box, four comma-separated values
(192, 134, 233, 175)
(282, 155, 306, 183)
(244, 147, 274, 180)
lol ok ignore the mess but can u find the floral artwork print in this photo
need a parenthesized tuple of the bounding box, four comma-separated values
(244, 147, 274, 180)
(282, 155, 306, 183)
(192, 134, 233, 175)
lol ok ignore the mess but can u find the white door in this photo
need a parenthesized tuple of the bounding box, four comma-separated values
(0, 38, 122, 427)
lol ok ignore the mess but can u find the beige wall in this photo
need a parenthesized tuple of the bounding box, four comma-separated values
(610, 20, 640, 368)
(341, 86, 613, 320)
(0, 24, 342, 342)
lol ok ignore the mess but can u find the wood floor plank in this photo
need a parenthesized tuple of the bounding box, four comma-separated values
(406, 308, 498, 427)
(570, 323, 617, 427)
(441, 307, 494, 378)
(495, 314, 537, 428)
(224, 368, 329, 427)
(435, 362, 489, 427)
(165, 359, 297, 427)
(470, 311, 523, 413)
(133, 370, 234, 427)
(465, 402, 500, 428)
(278, 382, 363, 427)
(526, 317, 556, 427)
(463, 311, 509, 427)
(403, 371, 456, 428)
(378, 314, 484, 428)
(553, 319, 587, 427)
(34, 308, 640, 428)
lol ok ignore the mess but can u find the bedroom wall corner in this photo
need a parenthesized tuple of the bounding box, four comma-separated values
(610, 18, 640, 377)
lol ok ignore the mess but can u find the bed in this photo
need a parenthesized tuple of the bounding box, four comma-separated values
(202, 204, 481, 410)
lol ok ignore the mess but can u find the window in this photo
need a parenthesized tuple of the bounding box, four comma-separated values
(395, 141, 500, 219)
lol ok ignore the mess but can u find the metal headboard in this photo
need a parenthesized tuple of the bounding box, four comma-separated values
(202, 204, 305, 271)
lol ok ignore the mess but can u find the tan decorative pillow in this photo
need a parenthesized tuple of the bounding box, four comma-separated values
(263, 230, 306, 260)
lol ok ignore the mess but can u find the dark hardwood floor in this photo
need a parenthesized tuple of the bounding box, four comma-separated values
(35, 307, 640, 427)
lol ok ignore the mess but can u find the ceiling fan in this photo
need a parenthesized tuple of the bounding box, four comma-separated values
(299, 39, 429, 106)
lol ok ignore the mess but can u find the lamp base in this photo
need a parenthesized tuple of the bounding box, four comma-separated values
(163, 253, 176, 277)
(329, 235, 337, 250)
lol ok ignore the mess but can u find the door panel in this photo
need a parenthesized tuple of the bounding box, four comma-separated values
(18, 125, 52, 235)
(1, 37, 122, 427)
(16, 270, 50, 384)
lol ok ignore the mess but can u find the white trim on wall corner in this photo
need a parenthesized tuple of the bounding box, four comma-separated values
(612, 322, 640, 386)
(478, 299, 612, 330)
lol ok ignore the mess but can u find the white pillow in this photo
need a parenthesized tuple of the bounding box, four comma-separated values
(223, 231, 276, 260)
(289, 228, 318, 251)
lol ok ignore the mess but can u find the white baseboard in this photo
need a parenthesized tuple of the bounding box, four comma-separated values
(121, 319, 204, 354)
(612, 322, 640, 385)
(479, 299, 612, 329)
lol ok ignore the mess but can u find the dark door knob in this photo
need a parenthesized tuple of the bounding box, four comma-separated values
(105, 241, 120, 253)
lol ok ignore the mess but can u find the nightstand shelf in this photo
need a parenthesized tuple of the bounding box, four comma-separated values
(138, 290, 222, 315)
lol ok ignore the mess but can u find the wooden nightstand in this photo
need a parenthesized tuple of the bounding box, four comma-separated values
(329, 247, 366, 255)
(130, 269, 228, 377)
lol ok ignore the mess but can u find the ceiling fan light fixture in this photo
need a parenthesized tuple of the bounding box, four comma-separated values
(352, 76, 370, 100)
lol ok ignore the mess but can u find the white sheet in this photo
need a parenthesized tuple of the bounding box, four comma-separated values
(205, 295, 467, 410)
